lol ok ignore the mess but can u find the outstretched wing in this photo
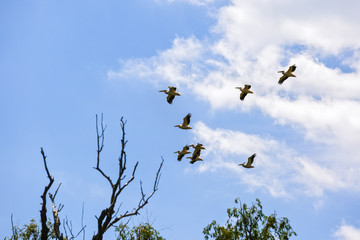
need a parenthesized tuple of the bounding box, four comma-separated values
(183, 113, 191, 125)
(183, 145, 190, 151)
(240, 91, 247, 100)
(278, 75, 288, 84)
(169, 86, 177, 92)
(167, 94, 175, 104)
(289, 65, 296, 72)
(192, 149, 200, 158)
(177, 153, 184, 161)
(248, 153, 256, 165)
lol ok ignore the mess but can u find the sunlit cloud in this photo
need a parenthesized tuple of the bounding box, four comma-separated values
(109, 0, 360, 199)
(187, 122, 353, 198)
(334, 222, 360, 240)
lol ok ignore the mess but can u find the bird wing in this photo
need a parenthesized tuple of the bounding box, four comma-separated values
(278, 75, 288, 84)
(183, 113, 191, 125)
(169, 86, 177, 92)
(177, 154, 184, 161)
(289, 65, 296, 72)
(192, 149, 201, 158)
(183, 145, 190, 151)
(167, 95, 175, 104)
(240, 91, 247, 100)
(248, 154, 256, 165)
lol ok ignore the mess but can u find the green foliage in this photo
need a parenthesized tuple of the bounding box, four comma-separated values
(6, 218, 57, 240)
(203, 198, 297, 240)
(115, 222, 166, 240)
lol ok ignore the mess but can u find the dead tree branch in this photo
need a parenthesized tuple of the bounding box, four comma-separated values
(40, 149, 85, 240)
(49, 183, 64, 240)
(40, 147, 54, 240)
(63, 216, 86, 240)
(92, 115, 164, 240)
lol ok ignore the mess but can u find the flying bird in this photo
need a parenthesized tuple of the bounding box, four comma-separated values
(189, 143, 206, 157)
(187, 154, 203, 164)
(235, 84, 253, 101)
(174, 145, 191, 161)
(278, 65, 296, 84)
(174, 113, 192, 129)
(238, 153, 256, 168)
(159, 86, 181, 104)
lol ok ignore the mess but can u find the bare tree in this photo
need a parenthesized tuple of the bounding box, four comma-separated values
(40, 147, 55, 240)
(39, 148, 86, 240)
(92, 114, 164, 240)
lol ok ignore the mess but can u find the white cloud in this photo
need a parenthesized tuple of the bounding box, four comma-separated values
(213, 0, 360, 54)
(187, 122, 353, 198)
(334, 222, 360, 240)
(109, 0, 360, 198)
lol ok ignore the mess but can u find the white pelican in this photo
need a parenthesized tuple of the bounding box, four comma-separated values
(174, 145, 191, 161)
(187, 154, 203, 164)
(159, 86, 181, 104)
(278, 65, 296, 84)
(238, 153, 256, 168)
(189, 143, 205, 157)
(174, 113, 192, 129)
(235, 84, 253, 101)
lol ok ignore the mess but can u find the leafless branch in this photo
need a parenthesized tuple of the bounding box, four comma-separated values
(94, 114, 113, 187)
(10, 214, 16, 238)
(63, 216, 86, 240)
(49, 183, 64, 240)
(92, 116, 164, 240)
(40, 147, 54, 240)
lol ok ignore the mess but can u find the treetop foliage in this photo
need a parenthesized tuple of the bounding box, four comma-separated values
(203, 198, 297, 240)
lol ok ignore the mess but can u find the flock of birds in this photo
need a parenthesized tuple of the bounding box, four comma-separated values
(159, 64, 297, 168)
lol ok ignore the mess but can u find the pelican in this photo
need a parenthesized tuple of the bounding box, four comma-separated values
(189, 143, 205, 157)
(278, 65, 296, 84)
(159, 86, 181, 104)
(187, 154, 203, 164)
(174, 145, 191, 161)
(235, 84, 253, 101)
(174, 113, 192, 129)
(238, 153, 256, 168)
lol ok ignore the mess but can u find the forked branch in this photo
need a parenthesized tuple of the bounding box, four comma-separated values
(92, 115, 163, 240)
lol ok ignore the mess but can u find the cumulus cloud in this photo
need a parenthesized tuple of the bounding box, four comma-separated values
(187, 122, 353, 198)
(334, 222, 360, 240)
(109, 0, 360, 197)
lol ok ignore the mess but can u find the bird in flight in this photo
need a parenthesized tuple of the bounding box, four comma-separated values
(235, 84, 253, 101)
(174, 113, 192, 129)
(159, 86, 181, 104)
(189, 143, 206, 157)
(187, 153, 203, 164)
(238, 153, 256, 168)
(174, 145, 191, 161)
(278, 65, 296, 84)
(186, 143, 205, 164)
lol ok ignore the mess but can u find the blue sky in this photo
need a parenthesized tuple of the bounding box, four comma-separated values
(1, 0, 360, 239)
